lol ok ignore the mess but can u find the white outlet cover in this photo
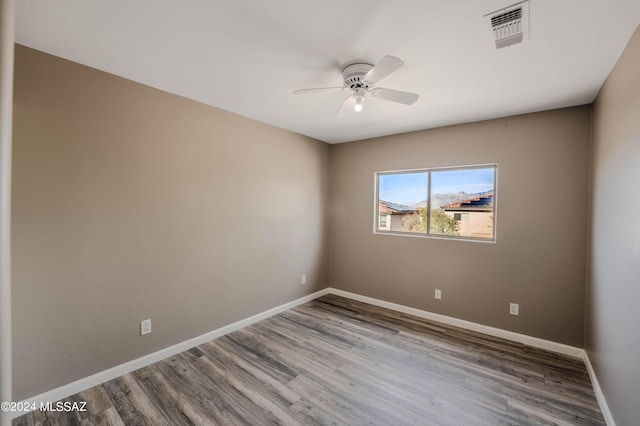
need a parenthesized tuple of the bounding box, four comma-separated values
(509, 303, 519, 316)
(435, 289, 442, 300)
(301, 275, 306, 285)
(140, 319, 152, 335)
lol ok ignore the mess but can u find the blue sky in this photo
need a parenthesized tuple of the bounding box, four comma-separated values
(379, 168, 494, 204)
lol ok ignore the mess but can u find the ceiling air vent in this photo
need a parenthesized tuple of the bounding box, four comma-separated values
(485, 1, 529, 49)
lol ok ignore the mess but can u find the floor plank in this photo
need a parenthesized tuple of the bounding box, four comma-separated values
(14, 295, 605, 425)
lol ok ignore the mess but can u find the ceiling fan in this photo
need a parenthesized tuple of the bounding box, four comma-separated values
(293, 55, 420, 118)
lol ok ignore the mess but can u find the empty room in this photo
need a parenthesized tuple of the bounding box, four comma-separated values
(1, 1, 639, 425)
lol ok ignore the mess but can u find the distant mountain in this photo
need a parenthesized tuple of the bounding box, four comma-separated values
(408, 191, 488, 209)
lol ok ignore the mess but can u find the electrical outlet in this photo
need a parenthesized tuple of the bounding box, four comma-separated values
(435, 289, 442, 300)
(509, 303, 519, 316)
(301, 274, 306, 285)
(140, 319, 152, 336)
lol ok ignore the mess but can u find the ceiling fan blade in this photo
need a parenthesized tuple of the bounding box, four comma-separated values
(362, 55, 404, 85)
(371, 87, 419, 105)
(293, 87, 345, 95)
(335, 95, 357, 118)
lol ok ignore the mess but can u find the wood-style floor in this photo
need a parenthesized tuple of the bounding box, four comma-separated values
(14, 294, 605, 425)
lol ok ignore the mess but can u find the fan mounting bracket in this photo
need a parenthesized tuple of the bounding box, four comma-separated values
(342, 62, 374, 89)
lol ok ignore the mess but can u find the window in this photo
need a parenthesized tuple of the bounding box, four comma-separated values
(454, 212, 470, 222)
(375, 165, 496, 241)
(379, 214, 390, 230)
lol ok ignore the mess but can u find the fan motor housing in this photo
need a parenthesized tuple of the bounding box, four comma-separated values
(342, 63, 373, 89)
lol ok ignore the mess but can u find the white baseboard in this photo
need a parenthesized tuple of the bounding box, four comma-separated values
(14, 286, 614, 425)
(11, 288, 330, 420)
(326, 288, 584, 358)
(583, 352, 616, 426)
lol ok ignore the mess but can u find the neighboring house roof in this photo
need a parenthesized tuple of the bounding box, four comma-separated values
(441, 192, 494, 211)
(379, 200, 418, 215)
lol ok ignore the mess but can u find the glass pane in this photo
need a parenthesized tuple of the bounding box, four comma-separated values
(378, 172, 428, 233)
(430, 167, 495, 239)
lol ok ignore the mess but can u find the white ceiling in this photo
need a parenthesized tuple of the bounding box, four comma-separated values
(15, 1, 640, 144)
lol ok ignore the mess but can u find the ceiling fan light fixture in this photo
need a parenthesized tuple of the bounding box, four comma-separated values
(354, 96, 365, 112)
(353, 88, 365, 112)
(294, 55, 419, 117)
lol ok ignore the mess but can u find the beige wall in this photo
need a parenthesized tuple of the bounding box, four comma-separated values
(588, 25, 640, 426)
(330, 107, 591, 346)
(12, 46, 330, 400)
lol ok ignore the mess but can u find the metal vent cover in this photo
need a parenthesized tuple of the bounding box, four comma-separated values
(491, 8, 522, 27)
(485, 1, 529, 49)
